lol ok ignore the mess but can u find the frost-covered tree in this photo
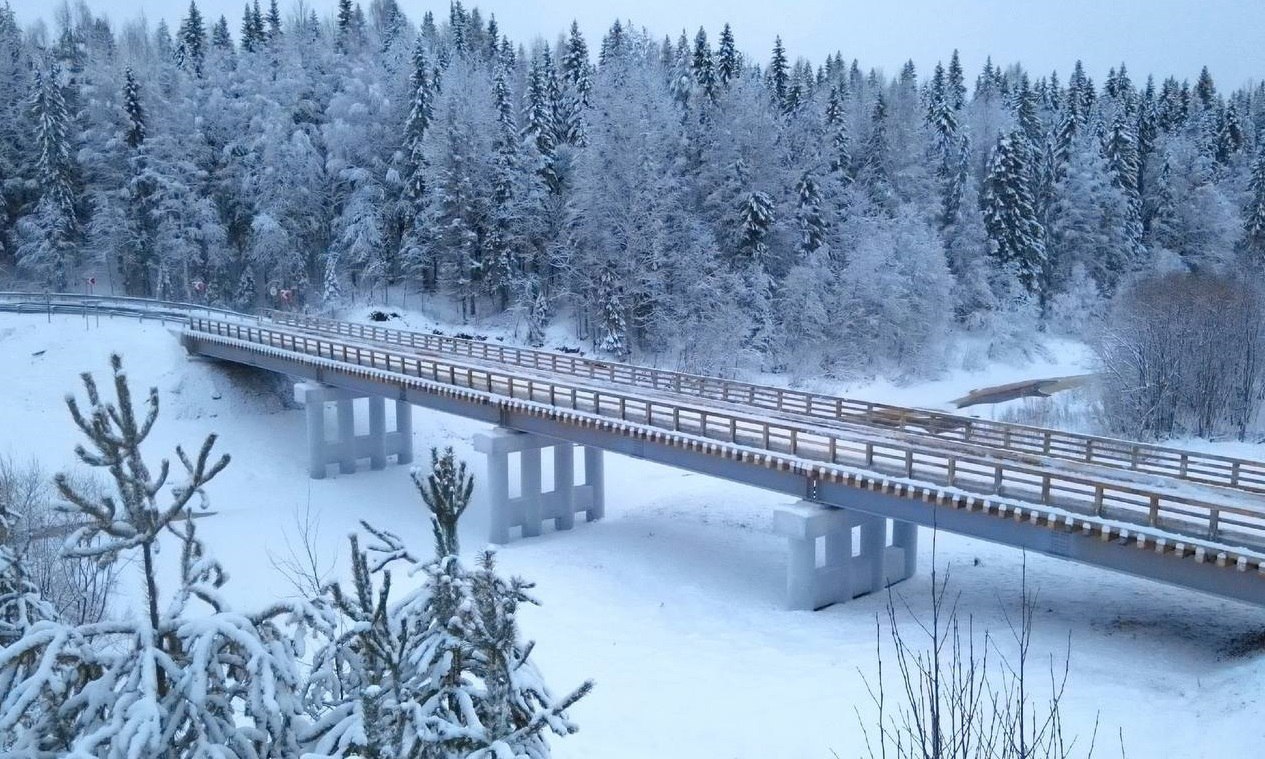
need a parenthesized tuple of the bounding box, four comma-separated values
(1244, 145, 1265, 267)
(716, 23, 739, 87)
(982, 131, 1046, 299)
(303, 447, 591, 758)
(17, 64, 78, 289)
(767, 36, 788, 107)
(176, 1, 206, 77)
(0, 356, 317, 756)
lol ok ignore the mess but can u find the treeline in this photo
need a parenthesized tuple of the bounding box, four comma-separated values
(2, 1, 1265, 378)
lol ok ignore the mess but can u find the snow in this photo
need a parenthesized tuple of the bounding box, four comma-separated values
(2, 312, 1264, 757)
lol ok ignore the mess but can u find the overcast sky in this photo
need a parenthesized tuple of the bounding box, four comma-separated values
(16, 0, 1265, 90)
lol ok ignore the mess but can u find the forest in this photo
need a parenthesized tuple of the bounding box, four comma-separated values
(2, 0, 1265, 421)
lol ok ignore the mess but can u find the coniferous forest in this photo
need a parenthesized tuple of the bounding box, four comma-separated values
(4, 0, 1265, 386)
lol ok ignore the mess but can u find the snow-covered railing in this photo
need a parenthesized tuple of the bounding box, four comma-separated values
(0, 292, 251, 324)
(188, 317, 1265, 557)
(263, 310, 1265, 498)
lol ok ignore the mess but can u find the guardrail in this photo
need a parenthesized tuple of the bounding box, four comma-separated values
(263, 310, 1265, 498)
(0, 292, 253, 324)
(189, 317, 1265, 554)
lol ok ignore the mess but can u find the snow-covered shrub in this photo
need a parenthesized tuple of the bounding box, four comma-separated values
(304, 447, 592, 758)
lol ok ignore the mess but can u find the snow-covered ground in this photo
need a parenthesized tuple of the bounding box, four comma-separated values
(2, 311, 1263, 757)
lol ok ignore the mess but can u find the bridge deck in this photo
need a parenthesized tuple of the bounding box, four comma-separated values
(265, 311, 1265, 498)
(181, 316, 1265, 606)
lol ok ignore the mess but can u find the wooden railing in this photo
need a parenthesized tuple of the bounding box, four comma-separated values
(264, 311, 1265, 497)
(189, 317, 1265, 553)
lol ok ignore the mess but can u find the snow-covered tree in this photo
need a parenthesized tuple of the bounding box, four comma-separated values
(303, 447, 592, 758)
(1244, 144, 1265, 267)
(0, 356, 317, 756)
(17, 63, 78, 289)
(981, 131, 1046, 299)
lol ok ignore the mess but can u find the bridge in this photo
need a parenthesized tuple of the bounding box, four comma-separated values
(5, 293, 1265, 609)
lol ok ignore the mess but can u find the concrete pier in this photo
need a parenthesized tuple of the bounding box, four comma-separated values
(296, 382, 415, 479)
(773, 500, 918, 610)
(474, 427, 604, 544)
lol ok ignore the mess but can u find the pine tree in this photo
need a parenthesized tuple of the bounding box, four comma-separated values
(402, 41, 432, 203)
(210, 15, 232, 51)
(1215, 99, 1244, 164)
(240, 2, 259, 52)
(1195, 66, 1216, 110)
(826, 83, 853, 186)
(1102, 108, 1145, 263)
(862, 94, 893, 208)
(691, 27, 716, 100)
(17, 64, 77, 289)
(562, 20, 591, 105)
(795, 172, 825, 257)
(1244, 145, 1265, 267)
(981, 131, 1047, 298)
(176, 0, 206, 76)
(0, 357, 316, 756)
(266, 0, 282, 41)
(304, 449, 591, 758)
(716, 23, 738, 86)
(336, 0, 354, 52)
(596, 267, 629, 358)
(947, 49, 966, 111)
(123, 67, 144, 149)
(767, 36, 788, 107)
(599, 19, 625, 65)
(738, 190, 774, 264)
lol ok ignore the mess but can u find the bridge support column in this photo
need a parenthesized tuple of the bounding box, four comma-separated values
(296, 382, 413, 479)
(774, 501, 919, 611)
(474, 428, 603, 545)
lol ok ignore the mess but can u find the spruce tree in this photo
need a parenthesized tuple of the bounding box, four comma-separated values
(304, 449, 591, 758)
(176, 0, 206, 76)
(562, 20, 591, 105)
(826, 82, 852, 185)
(336, 0, 354, 52)
(947, 49, 966, 111)
(795, 172, 825, 257)
(17, 64, 77, 289)
(716, 23, 738, 86)
(981, 131, 1047, 298)
(738, 190, 774, 263)
(1244, 145, 1265, 267)
(205, 15, 228, 52)
(123, 67, 144, 149)
(692, 27, 715, 99)
(240, 3, 258, 52)
(862, 94, 893, 208)
(767, 36, 788, 106)
(265, 0, 282, 41)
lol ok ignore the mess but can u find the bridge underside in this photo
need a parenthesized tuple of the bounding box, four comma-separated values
(185, 335, 1265, 609)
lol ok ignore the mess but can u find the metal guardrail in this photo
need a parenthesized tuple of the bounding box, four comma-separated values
(0, 292, 253, 324)
(189, 317, 1265, 554)
(264, 310, 1265, 498)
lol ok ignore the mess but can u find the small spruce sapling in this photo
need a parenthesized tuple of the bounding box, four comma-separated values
(304, 447, 591, 758)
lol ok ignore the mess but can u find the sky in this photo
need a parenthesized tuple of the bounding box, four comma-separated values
(15, 0, 1265, 90)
